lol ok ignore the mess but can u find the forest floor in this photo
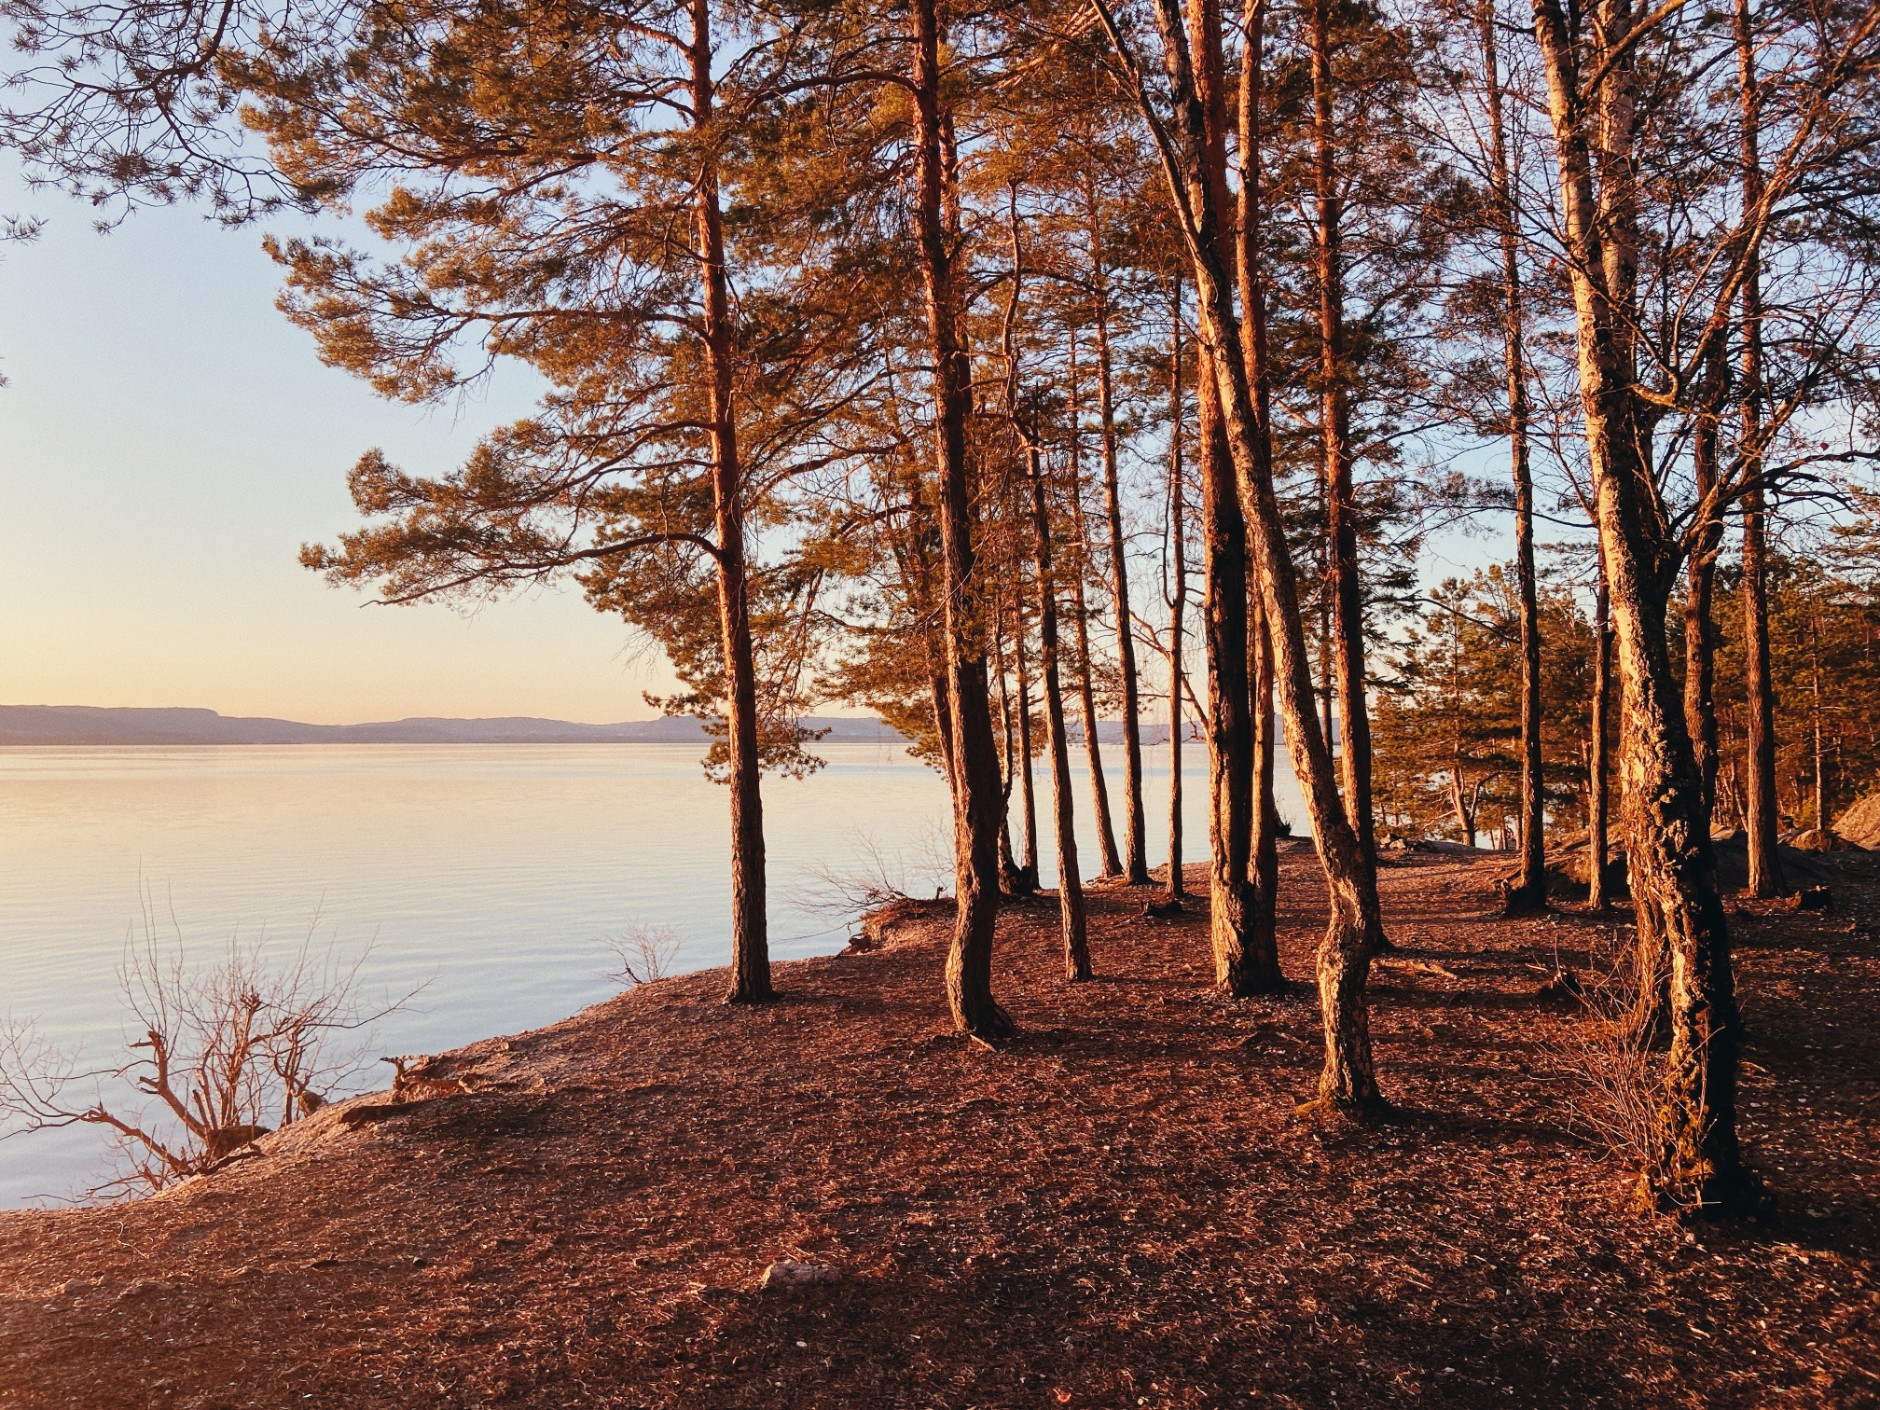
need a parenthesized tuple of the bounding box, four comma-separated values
(1, 846, 1877, 1409)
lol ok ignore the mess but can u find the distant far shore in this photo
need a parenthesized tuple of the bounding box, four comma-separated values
(0, 705, 1193, 749)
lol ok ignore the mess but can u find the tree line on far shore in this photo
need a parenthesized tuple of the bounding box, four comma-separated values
(2, 0, 1877, 1217)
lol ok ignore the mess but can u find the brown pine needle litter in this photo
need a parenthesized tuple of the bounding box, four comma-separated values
(2, 847, 1876, 1409)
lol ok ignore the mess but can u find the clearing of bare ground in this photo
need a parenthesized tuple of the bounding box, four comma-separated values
(1, 848, 1877, 1409)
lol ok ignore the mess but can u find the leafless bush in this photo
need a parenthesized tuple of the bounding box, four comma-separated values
(0, 897, 412, 1199)
(1551, 931, 1665, 1181)
(603, 923, 682, 988)
(803, 826, 950, 919)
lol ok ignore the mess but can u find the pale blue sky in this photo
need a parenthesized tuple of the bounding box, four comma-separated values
(0, 169, 674, 724)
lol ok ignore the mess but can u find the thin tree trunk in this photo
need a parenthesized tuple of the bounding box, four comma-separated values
(691, 0, 770, 1004)
(913, 0, 1009, 1039)
(1310, 0, 1377, 884)
(1684, 341, 1726, 822)
(1066, 339, 1124, 878)
(1166, 278, 1188, 904)
(1589, 568, 1614, 910)
(1236, 0, 1282, 965)
(1090, 229, 1152, 885)
(992, 609, 1028, 895)
(1032, 452, 1093, 978)
(1737, 0, 1783, 898)
(1014, 597, 1040, 888)
(1532, 0, 1757, 1213)
(1479, 0, 1546, 913)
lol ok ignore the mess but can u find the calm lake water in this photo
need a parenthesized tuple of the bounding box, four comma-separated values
(0, 742, 1300, 1205)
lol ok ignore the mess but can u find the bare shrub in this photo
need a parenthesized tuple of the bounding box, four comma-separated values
(803, 826, 950, 919)
(603, 923, 682, 988)
(1550, 930, 1666, 1187)
(0, 897, 412, 1199)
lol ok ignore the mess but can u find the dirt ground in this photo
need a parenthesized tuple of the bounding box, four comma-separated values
(1, 846, 1876, 1409)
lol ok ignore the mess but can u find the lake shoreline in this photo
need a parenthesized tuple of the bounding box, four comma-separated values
(1, 849, 1875, 1406)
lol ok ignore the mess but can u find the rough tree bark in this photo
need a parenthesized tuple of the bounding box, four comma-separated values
(1532, 0, 1759, 1213)
(692, 0, 771, 1004)
(1187, 0, 1268, 996)
(914, 0, 1010, 1039)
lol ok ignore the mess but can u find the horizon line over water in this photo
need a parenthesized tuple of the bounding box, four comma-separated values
(0, 742, 1307, 1205)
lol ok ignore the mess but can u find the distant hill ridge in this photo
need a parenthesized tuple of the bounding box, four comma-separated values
(0, 706, 908, 747)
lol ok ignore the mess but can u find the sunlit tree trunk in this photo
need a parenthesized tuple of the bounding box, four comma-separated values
(691, 0, 770, 1004)
(1533, 0, 1757, 1212)
(1187, 0, 1266, 996)
(913, 0, 1009, 1039)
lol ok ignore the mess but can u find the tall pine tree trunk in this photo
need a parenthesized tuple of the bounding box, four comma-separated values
(1188, 0, 1268, 996)
(1480, 0, 1547, 914)
(1236, 0, 1283, 965)
(1166, 280, 1188, 905)
(1310, 0, 1377, 883)
(692, 0, 770, 1004)
(913, 0, 1009, 1039)
(1533, 0, 1757, 1213)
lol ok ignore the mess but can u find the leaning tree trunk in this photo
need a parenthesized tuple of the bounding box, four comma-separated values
(1737, 0, 1783, 899)
(1533, 0, 1758, 1213)
(1102, 0, 1386, 1105)
(913, 0, 1009, 1039)
(1480, 0, 1547, 913)
(1090, 236, 1152, 885)
(691, 0, 770, 1004)
(1032, 447, 1093, 979)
